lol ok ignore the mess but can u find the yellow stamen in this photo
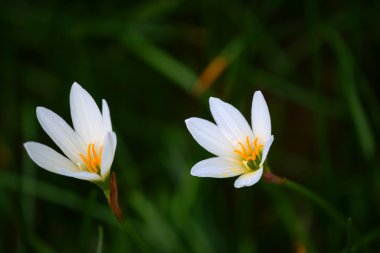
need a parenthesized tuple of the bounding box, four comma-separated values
(246, 136, 253, 155)
(234, 136, 263, 163)
(79, 154, 91, 170)
(254, 138, 264, 153)
(234, 149, 247, 159)
(238, 142, 248, 160)
(79, 143, 103, 174)
(91, 144, 97, 159)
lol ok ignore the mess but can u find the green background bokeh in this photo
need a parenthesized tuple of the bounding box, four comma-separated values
(0, 0, 380, 252)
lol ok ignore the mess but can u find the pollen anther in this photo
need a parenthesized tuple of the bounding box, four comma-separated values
(79, 144, 103, 174)
(234, 136, 263, 163)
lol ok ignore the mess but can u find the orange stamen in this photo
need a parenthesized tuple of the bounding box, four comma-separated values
(79, 143, 103, 174)
(91, 144, 97, 159)
(238, 142, 248, 159)
(234, 149, 246, 158)
(246, 136, 253, 154)
(254, 138, 264, 153)
(234, 136, 263, 162)
(79, 154, 91, 169)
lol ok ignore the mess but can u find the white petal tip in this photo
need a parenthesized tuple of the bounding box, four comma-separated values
(190, 169, 204, 177)
(23, 141, 37, 151)
(36, 106, 46, 114)
(234, 180, 255, 188)
(251, 90, 271, 143)
(209, 97, 224, 108)
(71, 82, 83, 92)
(23, 142, 30, 149)
(190, 166, 208, 177)
(184, 118, 197, 129)
(209, 97, 220, 104)
(253, 91, 266, 106)
(190, 167, 199, 177)
(233, 168, 263, 188)
(264, 135, 274, 145)
(184, 117, 197, 126)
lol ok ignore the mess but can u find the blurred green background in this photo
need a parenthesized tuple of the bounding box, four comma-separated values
(1, 0, 380, 252)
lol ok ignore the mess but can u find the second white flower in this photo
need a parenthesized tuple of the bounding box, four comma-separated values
(185, 91, 274, 188)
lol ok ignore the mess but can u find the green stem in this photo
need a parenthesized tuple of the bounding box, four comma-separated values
(102, 172, 148, 253)
(285, 180, 346, 227)
(96, 226, 104, 253)
(263, 171, 346, 227)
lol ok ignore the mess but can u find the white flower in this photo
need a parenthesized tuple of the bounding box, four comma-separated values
(24, 82, 117, 184)
(185, 91, 274, 188)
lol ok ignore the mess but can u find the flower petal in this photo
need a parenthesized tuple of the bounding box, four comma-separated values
(191, 157, 246, 178)
(251, 91, 271, 144)
(234, 167, 263, 188)
(36, 107, 85, 163)
(209, 97, 253, 144)
(24, 142, 102, 182)
(70, 82, 104, 145)
(111, 132, 117, 153)
(102, 99, 112, 133)
(58, 171, 102, 182)
(101, 131, 117, 179)
(24, 142, 78, 174)
(185, 117, 236, 158)
(260, 135, 274, 167)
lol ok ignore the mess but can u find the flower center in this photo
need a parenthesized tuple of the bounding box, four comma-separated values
(234, 136, 264, 171)
(79, 144, 103, 174)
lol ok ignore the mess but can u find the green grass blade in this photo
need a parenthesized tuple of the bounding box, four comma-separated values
(325, 28, 375, 159)
(125, 35, 198, 94)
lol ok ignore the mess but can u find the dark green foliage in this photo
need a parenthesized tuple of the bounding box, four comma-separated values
(0, 0, 379, 252)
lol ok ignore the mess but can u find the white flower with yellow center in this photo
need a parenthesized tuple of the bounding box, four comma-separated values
(185, 91, 274, 188)
(24, 82, 117, 187)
